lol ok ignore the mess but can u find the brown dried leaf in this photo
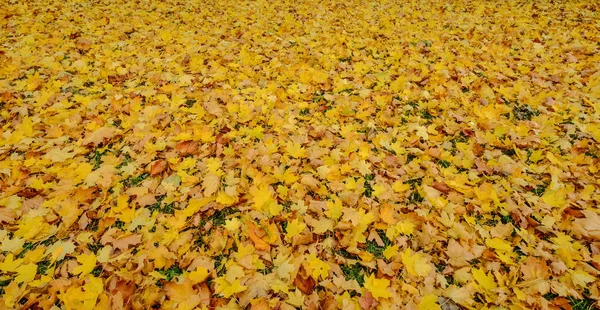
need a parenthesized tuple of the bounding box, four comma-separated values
(82, 127, 116, 146)
(294, 269, 315, 294)
(149, 160, 168, 176)
(176, 140, 199, 155)
(433, 181, 451, 194)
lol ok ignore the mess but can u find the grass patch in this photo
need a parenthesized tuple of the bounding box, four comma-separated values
(209, 207, 240, 226)
(569, 296, 597, 310)
(513, 103, 540, 121)
(437, 160, 451, 168)
(531, 184, 547, 197)
(363, 230, 392, 258)
(157, 265, 183, 282)
(88, 149, 108, 170)
(363, 174, 374, 198)
(36, 260, 51, 275)
(341, 263, 366, 286)
(122, 172, 150, 187)
(408, 191, 424, 204)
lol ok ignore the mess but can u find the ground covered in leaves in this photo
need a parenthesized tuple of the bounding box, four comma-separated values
(1, 0, 599, 309)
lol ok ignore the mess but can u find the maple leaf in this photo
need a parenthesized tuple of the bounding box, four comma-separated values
(72, 253, 97, 277)
(294, 271, 316, 294)
(14, 263, 37, 283)
(286, 141, 307, 158)
(45, 240, 76, 262)
(364, 274, 392, 300)
(108, 234, 142, 252)
(60, 277, 103, 309)
(149, 160, 168, 176)
(43, 147, 76, 162)
(224, 218, 241, 232)
(214, 277, 247, 298)
(275, 255, 296, 280)
(188, 267, 209, 284)
(570, 270, 595, 288)
(401, 248, 432, 277)
(202, 173, 221, 197)
(250, 184, 273, 211)
(286, 289, 305, 307)
(286, 219, 306, 240)
(82, 127, 116, 146)
(358, 291, 378, 310)
(485, 238, 512, 252)
(418, 294, 441, 310)
(383, 245, 399, 260)
(325, 198, 343, 220)
(471, 268, 497, 290)
(164, 279, 202, 309)
(306, 254, 331, 280)
(246, 221, 270, 251)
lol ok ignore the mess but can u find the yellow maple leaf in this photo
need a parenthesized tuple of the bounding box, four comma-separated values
(307, 254, 331, 280)
(485, 238, 512, 252)
(364, 274, 392, 300)
(479, 83, 495, 101)
(286, 289, 305, 307)
(164, 280, 202, 310)
(383, 245, 399, 260)
(188, 266, 209, 284)
(265, 199, 283, 216)
(371, 184, 387, 197)
(72, 253, 97, 277)
(392, 181, 411, 193)
(401, 248, 431, 277)
(528, 149, 545, 163)
(45, 240, 76, 262)
(214, 277, 247, 298)
(275, 255, 296, 280)
(345, 177, 358, 190)
(570, 269, 595, 287)
(551, 233, 583, 268)
(312, 218, 333, 234)
(14, 263, 37, 283)
(43, 147, 75, 163)
(270, 279, 289, 293)
(274, 167, 299, 184)
(387, 220, 415, 239)
(418, 294, 441, 310)
(471, 268, 497, 290)
(286, 141, 307, 158)
(97, 246, 112, 263)
(325, 198, 343, 220)
(291, 200, 307, 214)
(61, 276, 103, 309)
(205, 158, 223, 175)
(216, 191, 237, 206)
(1, 237, 24, 253)
(183, 197, 210, 217)
(250, 184, 273, 211)
(224, 218, 241, 232)
(286, 219, 306, 240)
(541, 187, 567, 207)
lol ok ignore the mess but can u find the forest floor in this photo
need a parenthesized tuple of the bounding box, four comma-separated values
(0, 0, 599, 309)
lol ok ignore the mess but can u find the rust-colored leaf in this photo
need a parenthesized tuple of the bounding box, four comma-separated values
(176, 140, 199, 155)
(149, 159, 168, 176)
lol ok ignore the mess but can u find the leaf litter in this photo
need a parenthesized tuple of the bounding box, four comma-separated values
(0, 0, 599, 309)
